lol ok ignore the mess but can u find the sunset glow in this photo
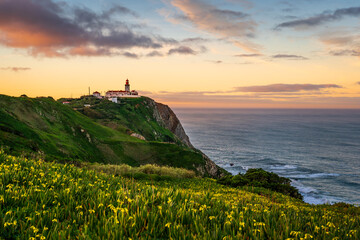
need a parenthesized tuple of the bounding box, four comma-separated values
(0, 0, 360, 108)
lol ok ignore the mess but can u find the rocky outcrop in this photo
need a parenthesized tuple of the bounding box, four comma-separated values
(196, 153, 228, 178)
(149, 99, 228, 178)
(151, 101, 193, 148)
(130, 133, 146, 141)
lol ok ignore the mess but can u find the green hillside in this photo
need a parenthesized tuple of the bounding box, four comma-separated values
(58, 96, 182, 145)
(1, 152, 359, 239)
(0, 95, 224, 177)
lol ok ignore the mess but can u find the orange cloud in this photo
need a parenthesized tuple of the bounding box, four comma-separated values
(235, 84, 341, 92)
(143, 90, 360, 109)
(170, 0, 260, 53)
(0, 0, 163, 57)
(318, 32, 360, 57)
(0, 23, 75, 48)
(0, 67, 30, 72)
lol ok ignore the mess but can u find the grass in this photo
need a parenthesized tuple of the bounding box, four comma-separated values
(0, 94, 223, 177)
(1, 152, 359, 239)
(85, 163, 196, 179)
(61, 96, 181, 145)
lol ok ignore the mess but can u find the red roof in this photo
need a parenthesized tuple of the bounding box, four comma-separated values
(107, 90, 128, 93)
(93, 91, 100, 94)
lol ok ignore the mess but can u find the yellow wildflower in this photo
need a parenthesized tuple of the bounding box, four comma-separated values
(304, 233, 313, 239)
(290, 231, 301, 237)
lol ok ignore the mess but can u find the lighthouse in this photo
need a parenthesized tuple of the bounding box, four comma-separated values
(103, 78, 139, 98)
(125, 79, 130, 92)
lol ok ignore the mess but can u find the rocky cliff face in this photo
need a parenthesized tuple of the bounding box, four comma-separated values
(150, 101, 193, 148)
(148, 99, 194, 148)
(150, 99, 227, 178)
(196, 152, 227, 178)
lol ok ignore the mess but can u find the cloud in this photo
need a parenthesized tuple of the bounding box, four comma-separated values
(320, 35, 358, 46)
(152, 83, 342, 95)
(329, 49, 360, 57)
(122, 52, 139, 59)
(100, 4, 138, 18)
(234, 84, 342, 92)
(357, 82, 360, 85)
(225, 0, 254, 9)
(68, 46, 112, 57)
(0, 67, 31, 72)
(146, 51, 164, 57)
(319, 33, 360, 57)
(206, 60, 223, 64)
(211, 9, 248, 19)
(0, 0, 164, 57)
(181, 37, 209, 43)
(169, 0, 259, 52)
(234, 53, 262, 57)
(168, 46, 196, 55)
(276, 7, 360, 29)
(282, 8, 297, 13)
(271, 54, 308, 60)
(140, 88, 360, 108)
(144, 91, 275, 106)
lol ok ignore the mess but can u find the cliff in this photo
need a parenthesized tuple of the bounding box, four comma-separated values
(149, 100, 227, 177)
(0, 94, 227, 178)
(145, 100, 193, 148)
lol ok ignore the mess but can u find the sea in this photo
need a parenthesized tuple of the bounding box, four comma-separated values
(174, 108, 360, 205)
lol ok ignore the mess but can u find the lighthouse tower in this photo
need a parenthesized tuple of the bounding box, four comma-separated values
(125, 79, 130, 92)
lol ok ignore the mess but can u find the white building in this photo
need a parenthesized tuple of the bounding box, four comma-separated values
(92, 79, 140, 100)
(105, 79, 139, 98)
(93, 91, 102, 98)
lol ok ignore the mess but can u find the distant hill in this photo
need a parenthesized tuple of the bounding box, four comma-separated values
(0, 94, 226, 178)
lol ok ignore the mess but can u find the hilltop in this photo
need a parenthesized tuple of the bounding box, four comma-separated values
(0, 94, 225, 178)
(58, 96, 193, 147)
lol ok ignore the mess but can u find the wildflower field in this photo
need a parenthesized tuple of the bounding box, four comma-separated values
(0, 151, 359, 239)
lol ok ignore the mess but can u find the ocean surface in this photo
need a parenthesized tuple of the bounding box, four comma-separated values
(174, 108, 360, 205)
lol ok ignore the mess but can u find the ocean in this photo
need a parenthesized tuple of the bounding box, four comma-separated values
(174, 108, 360, 205)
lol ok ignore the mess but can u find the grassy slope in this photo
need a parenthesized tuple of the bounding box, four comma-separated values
(0, 95, 217, 176)
(1, 152, 359, 240)
(60, 96, 180, 144)
(0, 95, 137, 163)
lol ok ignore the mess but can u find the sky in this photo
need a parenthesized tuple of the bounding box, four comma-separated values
(0, 0, 360, 108)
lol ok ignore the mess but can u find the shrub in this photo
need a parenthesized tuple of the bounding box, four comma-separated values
(217, 168, 303, 200)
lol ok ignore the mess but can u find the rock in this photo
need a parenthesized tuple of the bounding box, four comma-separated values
(86, 133, 92, 143)
(195, 152, 228, 178)
(146, 97, 227, 178)
(130, 133, 146, 140)
(152, 101, 193, 148)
